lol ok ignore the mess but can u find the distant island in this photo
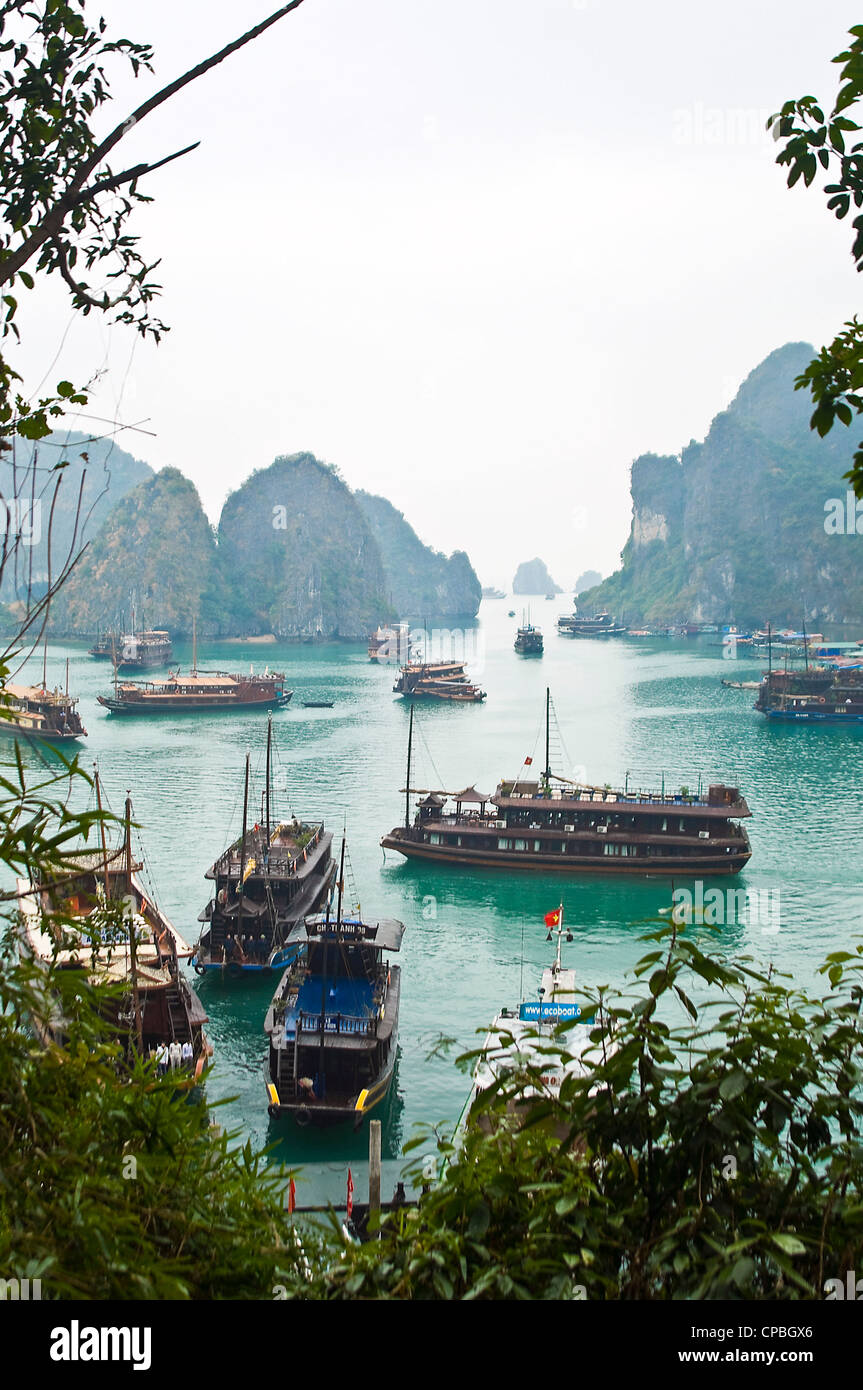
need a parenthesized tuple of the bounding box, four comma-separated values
(574, 570, 602, 595)
(513, 558, 561, 595)
(583, 342, 863, 629)
(37, 449, 481, 640)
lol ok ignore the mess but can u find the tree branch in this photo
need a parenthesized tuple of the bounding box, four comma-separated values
(53, 239, 128, 311)
(0, 0, 307, 287)
(69, 142, 201, 208)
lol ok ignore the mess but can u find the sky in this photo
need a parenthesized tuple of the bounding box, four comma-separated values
(16, 0, 863, 591)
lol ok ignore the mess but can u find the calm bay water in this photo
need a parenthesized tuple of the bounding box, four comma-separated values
(14, 601, 863, 1207)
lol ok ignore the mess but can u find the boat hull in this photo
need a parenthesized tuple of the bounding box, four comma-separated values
(98, 692, 293, 714)
(264, 1052, 397, 1127)
(0, 721, 85, 743)
(758, 708, 863, 722)
(380, 831, 750, 875)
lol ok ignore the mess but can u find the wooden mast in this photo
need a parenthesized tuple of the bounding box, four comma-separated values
(265, 713, 272, 852)
(191, 614, 198, 675)
(404, 702, 414, 830)
(42, 636, 47, 692)
(544, 687, 551, 787)
(125, 793, 143, 1053)
(237, 752, 250, 943)
(95, 766, 110, 902)
(319, 832, 346, 1098)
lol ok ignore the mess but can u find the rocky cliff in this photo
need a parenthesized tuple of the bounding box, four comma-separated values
(513, 558, 561, 595)
(355, 491, 481, 618)
(1, 431, 152, 605)
(585, 343, 863, 627)
(217, 454, 393, 638)
(48, 468, 221, 636)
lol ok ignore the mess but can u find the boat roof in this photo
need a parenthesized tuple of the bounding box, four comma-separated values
(288, 915, 405, 952)
(453, 785, 490, 803)
(4, 683, 76, 704)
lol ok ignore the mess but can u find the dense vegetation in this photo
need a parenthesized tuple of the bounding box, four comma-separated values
(301, 921, 863, 1301)
(39, 452, 485, 639)
(585, 343, 863, 627)
(48, 467, 223, 637)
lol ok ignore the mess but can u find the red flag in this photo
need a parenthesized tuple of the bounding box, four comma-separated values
(544, 909, 560, 927)
(525, 756, 533, 765)
(288, 1177, 296, 1214)
(346, 1167, 354, 1218)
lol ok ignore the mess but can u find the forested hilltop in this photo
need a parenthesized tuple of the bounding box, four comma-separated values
(43, 451, 480, 638)
(584, 343, 863, 628)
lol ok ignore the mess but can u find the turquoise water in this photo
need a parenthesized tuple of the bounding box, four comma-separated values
(11, 602, 863, 1208)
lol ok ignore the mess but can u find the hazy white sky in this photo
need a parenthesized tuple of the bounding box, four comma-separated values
(18, 0, 863, 591)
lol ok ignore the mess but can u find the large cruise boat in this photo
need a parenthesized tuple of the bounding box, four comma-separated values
(557, 612, 626, 638)
(381, 694, 752, 875)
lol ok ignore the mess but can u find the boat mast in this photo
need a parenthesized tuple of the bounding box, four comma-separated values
(544, 687, 551, 788)
(191, 614, 198, 676)
(238, 752, 250, 938)
(767, 620, 772, 675)
(95, 766, 110, 902)
(405, 702, 414, 830)
(42, 636, 47, 692)
(265, 713, 272, 853)
(802, 613, 809, 672)
(65, 656, 69, 697)
(553, 902, 564, 973)
(319, 833, 346, 1096)
(124, 793, 143, 1053)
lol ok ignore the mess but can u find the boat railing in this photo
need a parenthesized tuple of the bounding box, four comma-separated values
(495, 786, 712, 807)
(298, 1010, 376, 1037)
(213, 824, 323, 878)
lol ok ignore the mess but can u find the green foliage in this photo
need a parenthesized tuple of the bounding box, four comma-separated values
(0, 700, 312, 1299)
(300, 922, 863, 1300)
(769, 26, 863, 494)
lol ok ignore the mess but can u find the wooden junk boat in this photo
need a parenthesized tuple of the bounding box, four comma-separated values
(88, 629, 118, 660)
(381, 693, 752, 875)
(98, 627, 292, 714)
(16, 780, 210, 1072)
(514, 619, 543, 655)
(115, 629, 173, 671)
(754, 664, 863, 721)
(192, 720, 335, 974)
(98, 668, 292, 715)
(264, 836, 403, 1125)
(1, 658, 86, 744)
(393, 659, 486, 703)
(753, 628, 863, 721)
(557, 612, 626, 638)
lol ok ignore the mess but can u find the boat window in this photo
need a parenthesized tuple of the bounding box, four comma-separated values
(497, 838, 510, 850)
(429, 833, 440, 845)
(515, 839, 526, 851)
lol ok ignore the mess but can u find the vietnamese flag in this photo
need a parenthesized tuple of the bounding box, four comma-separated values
(347, 1167, 354, 1218)
(288, 1177, 296, 1214)
(544, 908, 561, 927)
